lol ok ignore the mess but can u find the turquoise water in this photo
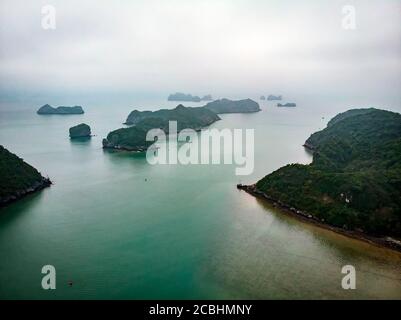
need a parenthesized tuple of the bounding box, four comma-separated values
(0, 97, 401, 299)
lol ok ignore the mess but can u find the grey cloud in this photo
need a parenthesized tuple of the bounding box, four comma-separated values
(0, 0, 400, 99)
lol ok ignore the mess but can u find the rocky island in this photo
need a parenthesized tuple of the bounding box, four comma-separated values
(267, 95, 282, 101)
(69, 123, 91, 139)
(204, 98, 261, 114)
(104, 105, 220, 151)
(277, 103, 296, 107)
(37, 104, 84, 115)
(0, 145, 51, 207)
(238, 108, 401, 251)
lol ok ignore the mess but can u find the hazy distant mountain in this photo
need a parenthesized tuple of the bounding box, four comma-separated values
(167, 92, 201, 102)
(201, 94, 213, 101)
(267, 95, 282, 101)
(277, 103, 296, 107)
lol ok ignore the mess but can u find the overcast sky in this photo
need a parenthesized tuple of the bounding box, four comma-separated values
(0, 0, 400, 102)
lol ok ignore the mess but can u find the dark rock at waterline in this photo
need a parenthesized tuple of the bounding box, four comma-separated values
(0, 145, 51, 207)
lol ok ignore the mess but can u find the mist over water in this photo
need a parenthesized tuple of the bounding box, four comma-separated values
(0, 0, 400, 105)
(0, 0, 401, 299)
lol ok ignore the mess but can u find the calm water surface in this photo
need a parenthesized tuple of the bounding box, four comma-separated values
(0, 97, 400, 299)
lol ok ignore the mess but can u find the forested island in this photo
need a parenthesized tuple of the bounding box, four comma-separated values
(204, 98, 260, 114)
(0, 146, 51, 206)
(124, 104, 219, 126)
(105, 98, 259, 151)
(37, 104, 84, 114)
(103, 105, 220, 151)
(239, 108, 401, 250)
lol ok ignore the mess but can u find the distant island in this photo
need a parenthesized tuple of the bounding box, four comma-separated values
(201, 94, 213, 101)
(167, 92, 213, 102)
(260, 96, 266, 100)
(69, 123, 91, 139)
(168, 92, 201, 102)
(0, 145, 51, 206)
(267, 95, 282, 101)
(238, 108, 401, 251)
(104, 105, 220, 151)
(104, 98, 260, 151)
(204, 98, 261, 114)
(37, 104, 84, 115)
(277, 103, 296, 107)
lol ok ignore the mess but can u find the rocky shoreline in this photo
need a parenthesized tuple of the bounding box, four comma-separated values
(302, 142, 315, 151)
(0, 178, 52, 208)
(237, 184, 401, 253)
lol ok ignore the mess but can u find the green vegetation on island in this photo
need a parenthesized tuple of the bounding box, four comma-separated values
(37, 104, 84, 115)
(0, 145, 51, 206)
(204, 98, 260, 114)
(253, 108, 401, 239)
(104, 104, 220, 151)
(124, 104, 220, 126)
(105, 98, 260, 151)
(69, 123, 91, 138)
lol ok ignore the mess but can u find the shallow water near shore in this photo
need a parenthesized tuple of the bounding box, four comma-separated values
(0, 97, 401, 299)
